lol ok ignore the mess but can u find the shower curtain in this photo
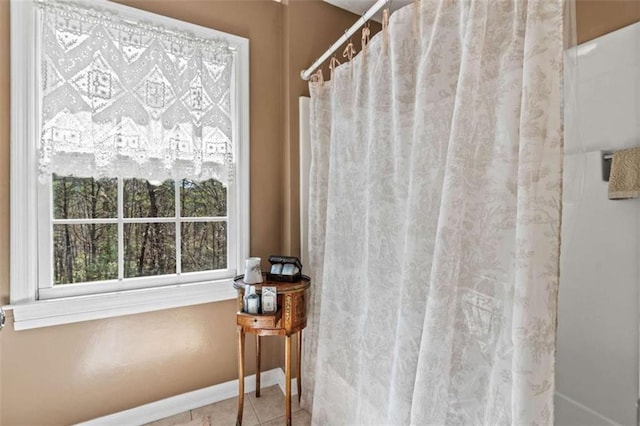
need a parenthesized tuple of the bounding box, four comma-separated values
(303, 0, 563, 424)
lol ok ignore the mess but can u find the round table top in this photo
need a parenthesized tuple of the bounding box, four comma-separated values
(233, 273, 310, 293)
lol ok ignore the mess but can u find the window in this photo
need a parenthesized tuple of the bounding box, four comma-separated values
(40, 176, 232, 299)
(9, 0, 249, 329)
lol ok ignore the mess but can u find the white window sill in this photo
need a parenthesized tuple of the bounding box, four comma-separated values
(3, 280, 237, 331)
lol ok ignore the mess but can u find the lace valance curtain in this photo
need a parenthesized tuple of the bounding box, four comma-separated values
(37, 0, 235, 184)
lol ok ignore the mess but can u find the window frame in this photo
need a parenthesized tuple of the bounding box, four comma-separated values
(9, 0, 250, 330)
(40, 177, 235, 299)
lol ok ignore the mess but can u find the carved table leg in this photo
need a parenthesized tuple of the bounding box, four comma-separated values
(297, 331, 302, 403)
(285, 334, 292, 426)
(237, 327, 245, 426)
(256, 334, 261, 398)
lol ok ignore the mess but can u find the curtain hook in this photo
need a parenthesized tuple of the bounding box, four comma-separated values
(329, 54, 341, 79)
(361, 22, 371, 50)
(310, 69, 324, 84)
(342, 38, 356, 62)
(382, 8, 390, 31)
(382, 8, 390, 54)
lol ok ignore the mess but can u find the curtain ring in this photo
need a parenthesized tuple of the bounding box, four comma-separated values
(382, 8, 390, 53)
(342, 39, 356, 62)
(310, 69, 324, 84)
(329, 55, 341, 79)
(382, 8, 390, 31)
(361, 23, 371, 50)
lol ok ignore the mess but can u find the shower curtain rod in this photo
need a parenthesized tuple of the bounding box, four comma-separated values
(300, 0, 390, 81)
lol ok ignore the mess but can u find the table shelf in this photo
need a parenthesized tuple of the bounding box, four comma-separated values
(236, 309, 282, 329)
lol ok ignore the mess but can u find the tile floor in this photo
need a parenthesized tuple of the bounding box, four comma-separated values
(146, 385, 311, 426)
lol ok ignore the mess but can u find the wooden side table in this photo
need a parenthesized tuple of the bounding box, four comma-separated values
(234, 275, 311, 426)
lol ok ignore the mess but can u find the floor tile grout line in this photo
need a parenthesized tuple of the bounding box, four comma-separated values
(246, 390, 257, 416)
(246, 391, 260, 426)
(249, 386, 286, 425)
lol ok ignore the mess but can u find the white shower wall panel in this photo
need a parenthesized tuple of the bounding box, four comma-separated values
(557, 152, 640, 426)
(564, 22, 639, 155)
(556, 21, 640, 426)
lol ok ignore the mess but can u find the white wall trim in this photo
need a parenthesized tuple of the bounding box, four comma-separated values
(277, 369, 299, 398)
(555, 391, 623, 426)
(10, 0, 39, 305)
(299, 97, 311, 270)
(78, 368, 298, 426)
(3, 280, 236, 331)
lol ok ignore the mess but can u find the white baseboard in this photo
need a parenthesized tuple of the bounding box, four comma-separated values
(78, 368, 299, 426)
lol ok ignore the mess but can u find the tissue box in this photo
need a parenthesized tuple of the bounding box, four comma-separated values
(266, 255, 302, 282)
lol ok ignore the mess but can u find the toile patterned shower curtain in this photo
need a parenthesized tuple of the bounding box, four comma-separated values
(303, 0, 563, 424)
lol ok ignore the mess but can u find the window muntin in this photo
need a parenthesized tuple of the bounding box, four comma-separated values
(49, 176, 231, 288)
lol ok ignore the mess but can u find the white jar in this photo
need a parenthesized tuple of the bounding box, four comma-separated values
(247, 286, 260, 314)
(244, 257, 263, 284)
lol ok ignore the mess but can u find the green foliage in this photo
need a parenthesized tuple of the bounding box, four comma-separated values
(181, 222, 227, 273)
(53, 174, 117, 219)
(52, 175, 227, 285)
(53, 224, 118, 284)
(124, 223, 176, 278)
(181, 179, 227, 217)
(124, 179, 175, 218)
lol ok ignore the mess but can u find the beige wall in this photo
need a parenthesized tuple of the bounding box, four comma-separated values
(577, 0, 640, 43)
(280, 1, 380, 257)
(0, 0, 360, 424)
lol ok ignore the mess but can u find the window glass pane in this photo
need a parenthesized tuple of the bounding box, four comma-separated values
(124, 179, 175, 218)
(53, 224, 118, 284)
(124, 223, 176, 278)
(53, 174, 117, 219)
(181, 179, 227, 217)
(181, 222, 227, 272)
